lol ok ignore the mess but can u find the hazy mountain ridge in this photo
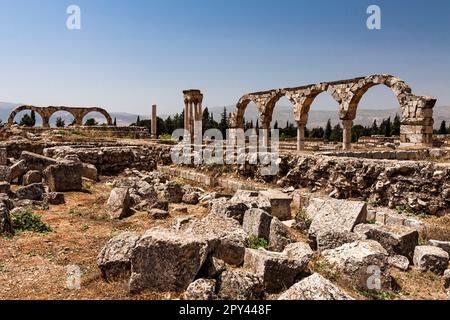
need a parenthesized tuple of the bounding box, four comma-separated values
(0, 102, 449, 129)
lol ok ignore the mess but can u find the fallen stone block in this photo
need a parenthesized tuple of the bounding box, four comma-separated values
(354, 224, 418, 261)
(316, 230, 364, 251)
(184, 214, 249, 266)
(268, 217, 296, 252)
(428, 240, 450, 255)
(129, 228, 209, 293)
(210, 198, 249, 224)
(413, 246, 449, 275)
(244, 242, 313, 293)
(23, 170, 42, 186)
(217, 270, 263, 300)
(0, 181, 11, 194)
(307, 198, 367, 242)
(388, 255, 410, 271)
(43, 161, 83, 192)
(107, 188, 131, 219)
(259, 189, 293, 221)
(322, 240, 392, 291)
(278, 273, 353, 300)
(44, 192, 65, 205)
(242, 208, 272, 240)
(15, 183, 44, 201)
(149, 208, 169, 220)
(183, 279, 217, 300)
(81, 163, 98, 181)
(97, 232, 140, 282)
(0, 203, 13, 236)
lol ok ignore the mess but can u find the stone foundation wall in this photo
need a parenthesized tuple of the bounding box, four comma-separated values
(319, 149, 447, 161)
(44, 145, 172, 175)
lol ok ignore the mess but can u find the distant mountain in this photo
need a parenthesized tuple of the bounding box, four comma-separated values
(0, 102, 449, 129)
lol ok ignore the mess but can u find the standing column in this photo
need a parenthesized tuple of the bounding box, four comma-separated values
(297, 122, 306, 151)
(193, 101, 203, 145)
(151, 104, 157, 139)
(184, 100, 189, 136)
(342, 120, 353, 150)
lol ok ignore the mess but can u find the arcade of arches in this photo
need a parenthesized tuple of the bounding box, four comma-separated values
(7, 106, 113, 128)
(229, 74, 436, 150)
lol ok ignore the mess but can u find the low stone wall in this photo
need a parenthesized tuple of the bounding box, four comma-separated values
(319, 149, 447, 161)
(274, 154, 450, 216)
(44, 144, 172, 175)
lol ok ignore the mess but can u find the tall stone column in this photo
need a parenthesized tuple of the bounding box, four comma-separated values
(184, 99, 189, 137)
(342, 120, 353, 150)
(193, 101, 203, 145)
(297, 122, 306, 151)
(151, 104, 157, 139)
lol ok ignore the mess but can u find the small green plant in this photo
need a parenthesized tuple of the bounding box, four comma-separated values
(159, 133, 173, 141)
(296, 209, 312, 225)
(367, 219, 377, 225)
(313, 260, 337, 281)
(70, 129, 83, 136)
(249, 236, 269, 250)
(57, 130, 66, 136)
(355, 288, 397, 300)
(370, 201, 380, 208)
(11, 210, 52, 234)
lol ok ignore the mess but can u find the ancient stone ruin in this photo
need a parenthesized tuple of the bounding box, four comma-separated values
(0, 77, 449, 302)
(229, 74, 436, 150)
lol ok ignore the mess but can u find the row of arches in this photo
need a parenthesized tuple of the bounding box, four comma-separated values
(6, 106, 113, 128)
(230, 74, 436, 149)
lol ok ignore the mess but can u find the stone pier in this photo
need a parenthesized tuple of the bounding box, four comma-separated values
(183, 90, 204, 144)
(151, 104, 157, 139)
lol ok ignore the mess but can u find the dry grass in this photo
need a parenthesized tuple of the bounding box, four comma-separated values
(0, 180, 207, 300)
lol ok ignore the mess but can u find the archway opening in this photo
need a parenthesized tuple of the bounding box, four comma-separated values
(242, 101, 260, 131)
(305, 91, 341, 146)
(82, 112, 109, 126)
(49, 111, 76, 128)
(269, 96, 296, 144)
(12, 110, 43, 127)
(352, 85, 402, 143)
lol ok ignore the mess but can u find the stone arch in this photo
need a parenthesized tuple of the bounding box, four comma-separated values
(80, 107, 113, 126)
(7, 105, 48, 127)
(48, 109, 77, 127)
(339, 74, 412, 121)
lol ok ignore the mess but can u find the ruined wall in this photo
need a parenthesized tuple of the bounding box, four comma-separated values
(273, 154, 449, 216)
(44, 145, 172, 175)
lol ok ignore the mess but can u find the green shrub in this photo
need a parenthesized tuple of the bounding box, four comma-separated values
(249, 236, 269, 250)
(159, 133, 173, 141)
(12, 211, 52, 234)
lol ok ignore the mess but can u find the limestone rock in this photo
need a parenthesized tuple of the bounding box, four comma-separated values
(0, 182, 11, 194)
(322, 240, 392, 291)
(182, 191, 200, 205)
(149, 208, 169, 220)
(428, 240, 450, 255)
(97, 232, 140, 282)
(209, 198, 249, 224)
(217, 270, 263, 300)
(44, 192, 65, 205)
(43, 162, 83, 192)
(354, 224, 418, 261)
(107, 188, 131, 219)
(244, 242, 313, 293)
(307, 198, 367, 241)
(129, 228, 209, 293)
(242, 208, 272, 240)
(278, 273, 353, 300)
(316, 230, 364, 251)
(0, 203, 13, 236)
(388, 255, 410, 271)
(268, 217, 296, 252)
(183, 279, 217, 300)
(22, 170, 42, 186)
(413, 246, 449, 275)
(184, 214, 249, 266)
(443, 269, 450, 297)
(157, 182, 184, 203)
(15, 183, 44, 201)
(81, 163, 98, 181)
(259, 189, 293, 221)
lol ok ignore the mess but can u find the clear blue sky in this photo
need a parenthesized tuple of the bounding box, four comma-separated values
(0, 0, 449, 115)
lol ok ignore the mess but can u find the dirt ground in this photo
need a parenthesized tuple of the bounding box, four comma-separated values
(0, 177, 448, 300)
(0, 179, 208, 300)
